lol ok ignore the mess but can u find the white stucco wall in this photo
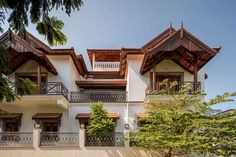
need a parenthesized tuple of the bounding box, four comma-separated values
(70, 103, 128, 132)
(0, 104, 68, 132)
(127, 56, 205, 101)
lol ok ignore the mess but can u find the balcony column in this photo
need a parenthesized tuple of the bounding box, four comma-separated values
(152, 63, 157, 91)
(79, 123, 85, 148)
(37, 63, 41, 94)
(33, 124, 41, 149)
(92, 53, 95, 70)
(193, 59, 198, 91)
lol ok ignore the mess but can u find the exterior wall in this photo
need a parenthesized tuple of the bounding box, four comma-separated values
(47, 55, 80, 91)
(127, 55, 149, 102)
(10, 60, 48, 82)
(0, 104, 68, 132)
(70, 103, 128, 132)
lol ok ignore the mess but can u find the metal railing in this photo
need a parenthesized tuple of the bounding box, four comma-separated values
(70, 90, 127, 103)
(0, 132, 33, 147)
(146, 81, 201, 95)
(85, 132, 124, 146)
(93, 62, 120, 71)
(41, 82, 69, 99)
(15, 82, 69, 99)
(40, 132, 79, 147)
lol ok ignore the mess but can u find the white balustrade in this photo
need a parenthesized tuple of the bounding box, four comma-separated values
(93, 62, 120, 71)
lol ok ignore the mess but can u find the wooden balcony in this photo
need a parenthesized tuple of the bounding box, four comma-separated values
(144, 81, 203, 103)
(15, 82, 69, 100)
(70, 90, 127, 103)
(145, 81, 201, 95)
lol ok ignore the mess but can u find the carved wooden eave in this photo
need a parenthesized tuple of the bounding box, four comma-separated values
(0, 30, 58, 75)
(140, 28, 221, 75)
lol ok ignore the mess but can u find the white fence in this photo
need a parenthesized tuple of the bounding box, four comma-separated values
(93, 62, 120, 71)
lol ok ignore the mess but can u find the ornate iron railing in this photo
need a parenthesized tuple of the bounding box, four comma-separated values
(70, 90, 127, 103)
(0, 132, 33, 147)
(146, 81, 201, 95)
(40, 132, 79, 147)
(14, 82, 69, 99)
(85, 132, 124, 146)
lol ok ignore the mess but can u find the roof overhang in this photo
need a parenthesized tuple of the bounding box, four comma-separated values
(76, 113, 119, 120)
(76, 80, 127, 89)
(0, 113, 23, 121)
(0, 30, 57, 75)
(140, 28, 220, 75)
(32, 113, 62, 122)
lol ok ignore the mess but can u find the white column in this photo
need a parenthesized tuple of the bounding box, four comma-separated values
(124, 102, 130, 147)
(79, 123, 85, 149)
(92, 53, 95, 70)
(33, 126, 41, 149)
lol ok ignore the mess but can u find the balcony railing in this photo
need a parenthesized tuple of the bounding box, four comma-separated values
(15, 82, 69, 99)
(146, 81, 201, 95)
(0, 132, 33, 147)
(40, 132, 79, 147)
(70, 90, 127, 103)
(93, 62, 120, 71)
(85, 132, 124, 146)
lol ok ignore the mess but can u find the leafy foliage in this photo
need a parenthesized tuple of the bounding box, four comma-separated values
(131, 80, 236, 157)
(36, 15, 67, 46)
(0, 47, 36, 105)
(1, 0, 83, 46)
(87, 102, 115, 135)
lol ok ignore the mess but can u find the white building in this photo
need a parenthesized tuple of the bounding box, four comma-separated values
(0, 26, 220, 157)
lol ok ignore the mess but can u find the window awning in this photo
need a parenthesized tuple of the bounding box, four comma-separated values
(32, 113, 62, 122)
(0, 113, 23, 121)
(76, 113, 120, 120)
(136, 113, 148, 119)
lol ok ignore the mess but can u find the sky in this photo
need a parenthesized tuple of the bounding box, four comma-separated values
(1, 0, 236, 110)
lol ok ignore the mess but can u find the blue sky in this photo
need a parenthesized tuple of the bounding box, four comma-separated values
(1, 0, 236, 110)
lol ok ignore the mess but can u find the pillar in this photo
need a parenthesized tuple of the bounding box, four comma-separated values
(152, 64, 157, 91)
(79, 123, 85, 148)
(33, 126, 41, 149)
(37, 63, 41, 94)
(193, 60, 198, 91)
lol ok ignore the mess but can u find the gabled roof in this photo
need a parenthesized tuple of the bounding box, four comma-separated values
(0, 30, 58, 74)
(140, 27, 220, 74)
(142, 27, 176, 51)
(0, 29, 88, 77)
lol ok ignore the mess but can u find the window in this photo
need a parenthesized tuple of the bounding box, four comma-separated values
(3, 121, 19, 132)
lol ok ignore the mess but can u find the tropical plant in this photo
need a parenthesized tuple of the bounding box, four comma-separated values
(0, 0, 83, 46)
(131, 79, 236, 157)
(87, 102, 115, 135)
(0, 46, 36, 106)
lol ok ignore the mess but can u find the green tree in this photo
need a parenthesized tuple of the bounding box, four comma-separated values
(87, 102, 115, 135)
(131, 80, 236, 157)
(0, 46, 36, 106)
(0, 0, 83, 46)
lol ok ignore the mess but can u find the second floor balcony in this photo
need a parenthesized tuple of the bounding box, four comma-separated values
(15, 82, 69, 100)
(70, 90, 127, 103)
(144, 81, 203, 103)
